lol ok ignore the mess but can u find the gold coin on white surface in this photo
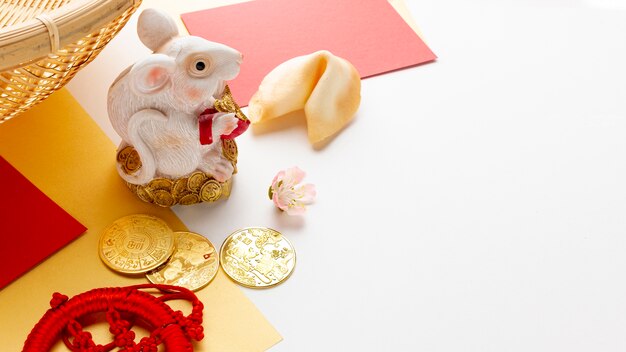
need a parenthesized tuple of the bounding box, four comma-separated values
(146, 231, 219, 291)
(220, 227, 296, 288)
(99, 215, 175, 274)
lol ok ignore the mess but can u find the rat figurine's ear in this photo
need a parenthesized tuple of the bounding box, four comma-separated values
(137, 8, 179, 51)
(129, 54, 176, 95)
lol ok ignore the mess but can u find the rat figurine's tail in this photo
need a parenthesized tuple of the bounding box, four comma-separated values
(118, 110, 164, 185)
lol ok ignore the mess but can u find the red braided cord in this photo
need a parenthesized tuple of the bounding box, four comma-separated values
(22, 284, 204, 352)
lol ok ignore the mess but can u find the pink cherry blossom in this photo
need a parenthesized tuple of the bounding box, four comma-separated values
(269, 167, 316, 215)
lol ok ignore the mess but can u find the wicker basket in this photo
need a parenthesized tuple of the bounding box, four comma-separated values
(0, 0, 141, 123)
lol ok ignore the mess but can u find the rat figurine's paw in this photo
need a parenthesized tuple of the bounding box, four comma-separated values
(209, 159, 235, 182)
(199, 147, 235, 182)
(212, 112, 239, 137)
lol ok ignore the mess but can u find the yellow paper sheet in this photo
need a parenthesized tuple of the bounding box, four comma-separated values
(0, 89, 281, 351)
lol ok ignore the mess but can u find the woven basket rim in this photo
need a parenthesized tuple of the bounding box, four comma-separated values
(0, 0, 140, 71)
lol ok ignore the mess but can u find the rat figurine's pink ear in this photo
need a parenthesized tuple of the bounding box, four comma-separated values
(129, 54, 176, 95)
(137, 8, 179, 51)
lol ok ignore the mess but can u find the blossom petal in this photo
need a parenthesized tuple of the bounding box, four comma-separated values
(277, 190, 296, 211)
(273, 193, 287, 211)
(271, 170, 286, 186)
(284, 166, 306, 186)
(296, 183, 316, 204)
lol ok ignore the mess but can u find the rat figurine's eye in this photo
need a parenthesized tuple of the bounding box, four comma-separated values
(188, 56, 213, 77)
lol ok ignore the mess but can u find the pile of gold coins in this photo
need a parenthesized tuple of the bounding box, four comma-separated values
(98, 215, 296, 290)
(117, 147, 236, 207)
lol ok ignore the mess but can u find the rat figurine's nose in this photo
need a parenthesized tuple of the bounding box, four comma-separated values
(237, 53, 243, 65)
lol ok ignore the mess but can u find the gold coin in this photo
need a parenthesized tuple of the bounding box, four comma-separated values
(126, 183, 138, 194)
(116, 146, 133, 163)
(187, 172, 207, 193)
(152, 190, 175, 207)
(149, 178, 173, 192)
(220, 227, 296, 288)
(99, 215, 175, 274)
(221, 139, 238, 163)
(124, 149, 142, 173)
(179, 193, 200, 205)
(222, 178, 233, 197)
(172, 178, 190, 199)
(199, 180, 222, 202)
(136, 186, 154, 203)
(146, 232, 219, 291)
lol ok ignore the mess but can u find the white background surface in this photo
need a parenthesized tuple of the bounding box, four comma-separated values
(67, 1, 626, 351)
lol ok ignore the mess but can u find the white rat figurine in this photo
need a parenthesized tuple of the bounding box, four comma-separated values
(108, 8, 242, 185)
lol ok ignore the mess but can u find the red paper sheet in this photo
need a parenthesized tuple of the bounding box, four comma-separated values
(0, 156, 86, 289)
(182, 0, 437, 105)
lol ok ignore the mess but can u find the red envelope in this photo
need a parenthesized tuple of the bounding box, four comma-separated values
(182, 0, 436, 105)
(0, 156, 86, 289)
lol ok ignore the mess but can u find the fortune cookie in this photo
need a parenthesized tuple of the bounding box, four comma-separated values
(248, 50, 361, 145)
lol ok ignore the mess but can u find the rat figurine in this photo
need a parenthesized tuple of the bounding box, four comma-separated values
(108, 8, 245, 186)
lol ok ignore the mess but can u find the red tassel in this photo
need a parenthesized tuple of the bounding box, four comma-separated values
(49, 292, 68, 309)
(23, 284, 204, 352)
